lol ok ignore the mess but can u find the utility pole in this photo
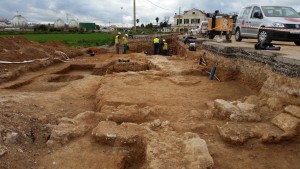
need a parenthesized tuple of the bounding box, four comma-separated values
(133, 0, 136, 31)
(194, 12, 196, 28)
(121, 7, 123, 28)
(178, 7, 181, 32)
(66, 13, 69, 24)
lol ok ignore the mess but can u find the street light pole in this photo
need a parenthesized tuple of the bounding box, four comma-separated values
(121, 7, 123, 28)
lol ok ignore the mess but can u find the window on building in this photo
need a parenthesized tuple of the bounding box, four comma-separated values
(184, 19, 189, 24)
(177, 19, 182, 25)
(191, 19, 201, 24)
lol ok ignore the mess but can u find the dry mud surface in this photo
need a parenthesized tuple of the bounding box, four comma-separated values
(0, 36, 299, 169)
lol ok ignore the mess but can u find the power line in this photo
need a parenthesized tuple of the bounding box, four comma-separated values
(144, 0, 175, 12)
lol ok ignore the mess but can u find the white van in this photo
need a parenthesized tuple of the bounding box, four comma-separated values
(234, 4, 300, 45)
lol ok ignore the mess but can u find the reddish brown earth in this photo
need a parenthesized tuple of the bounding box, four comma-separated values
(0, 36, 299, 169)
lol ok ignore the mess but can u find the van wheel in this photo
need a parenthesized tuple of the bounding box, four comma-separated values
(235, 29, 242, 42)
(258, 29, 271, 43)
(294, 41, 300, 46)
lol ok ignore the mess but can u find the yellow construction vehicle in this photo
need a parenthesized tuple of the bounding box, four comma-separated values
(207, 10, 234, 41)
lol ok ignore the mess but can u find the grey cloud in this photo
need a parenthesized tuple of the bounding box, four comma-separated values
(1, 0, 300, 25)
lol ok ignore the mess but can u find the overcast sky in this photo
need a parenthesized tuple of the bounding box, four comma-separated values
(1, 0, 300, 26)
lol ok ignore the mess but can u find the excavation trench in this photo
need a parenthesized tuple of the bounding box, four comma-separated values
(0, 36, 299, 169)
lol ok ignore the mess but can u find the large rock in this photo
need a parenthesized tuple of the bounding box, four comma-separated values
(272, 113, 300, 133)
(236, 102, 257, 112)
(244, 95, 260, 105)
(182, 133, 214, 169)
(267, 97, 284, 110)
(3, 131, 18, 144)
(0, 145, 8, 157)
(92, 121, 147, 168)
(92, 121, 146, 146)
(0, 125, 5, 133)
(92, 121, 214, 169)
(214, 99, 239, 118)
(229, 112, 261, 122)
(0, 125, 5, 143)
(218, 122, 295, 144)
(284, 105, 300, 118)
(101, 104, 154, 123)
(214, 99, 260, 122)
(218, 123, 259, 144)
(144, 131, 214, 169)
(47, 111, 104, 146)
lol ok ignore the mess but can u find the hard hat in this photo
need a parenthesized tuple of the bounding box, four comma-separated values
(118, 32, 121, 35)
(125, 34, 128, 37)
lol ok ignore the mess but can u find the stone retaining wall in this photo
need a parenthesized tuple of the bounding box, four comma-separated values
(202, 42, 300, 77)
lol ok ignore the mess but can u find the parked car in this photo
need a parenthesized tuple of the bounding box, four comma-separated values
(234, 4, 300, 45)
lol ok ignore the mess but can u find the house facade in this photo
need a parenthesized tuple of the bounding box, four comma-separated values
(172, 8, 207, 33)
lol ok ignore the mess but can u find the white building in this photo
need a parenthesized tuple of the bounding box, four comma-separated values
(11, 15, 27, 28)
(172, 8, 207, 33)
(0, 17, 12, 28)
(54, 18, 65, 28)
(69, 19, 79, 28)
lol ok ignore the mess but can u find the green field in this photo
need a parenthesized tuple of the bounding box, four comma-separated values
(0, 32, 114, 47)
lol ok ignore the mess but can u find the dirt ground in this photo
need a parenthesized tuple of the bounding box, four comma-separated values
(0, 36, 299, 169)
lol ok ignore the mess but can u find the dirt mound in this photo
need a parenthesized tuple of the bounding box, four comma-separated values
(0, 37, 82, 63)
(0, 36, 83, 83)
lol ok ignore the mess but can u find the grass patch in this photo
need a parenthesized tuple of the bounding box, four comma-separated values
(0, 32, 114, 47)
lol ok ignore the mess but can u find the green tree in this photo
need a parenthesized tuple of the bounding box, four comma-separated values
(159, 16, 170, 28)
(141, 24, 145, 28)
(160, 22, 168, 28)
(146, 23, 153, 29)
(155, 17, 159, 26)
(34, 24, 48, 31)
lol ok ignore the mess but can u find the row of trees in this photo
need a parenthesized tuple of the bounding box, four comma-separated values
(33, 24, 87, 33)
(33, 16, 171, 32)
(136, 16, 170, 29)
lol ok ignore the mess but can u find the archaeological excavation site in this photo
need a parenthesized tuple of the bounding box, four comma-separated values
(0, 35, 299, 169)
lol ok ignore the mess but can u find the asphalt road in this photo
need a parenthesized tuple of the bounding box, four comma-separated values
(227, 39, 300, 59)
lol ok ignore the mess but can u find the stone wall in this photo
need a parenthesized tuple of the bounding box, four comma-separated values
(202, 42, 300, 77)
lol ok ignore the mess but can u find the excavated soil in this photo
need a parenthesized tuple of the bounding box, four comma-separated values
(0, 36, 299, 169)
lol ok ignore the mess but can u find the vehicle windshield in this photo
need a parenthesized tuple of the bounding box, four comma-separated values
(262, 6, 300, 18)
